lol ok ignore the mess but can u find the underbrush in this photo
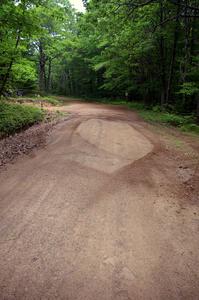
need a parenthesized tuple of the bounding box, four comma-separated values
(39, 96, 61, 106)
(92, 98, 199, 134)
(0, 102, 44, 137)
(136, 110, 199, 134)
(9, 95, 62, 106)
(36, 96, 61, 106)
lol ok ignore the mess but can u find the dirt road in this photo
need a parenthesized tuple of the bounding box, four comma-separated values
(0, 101, 199, 299)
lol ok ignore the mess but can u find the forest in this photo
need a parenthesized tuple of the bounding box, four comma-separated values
(0, 0, 199, 121)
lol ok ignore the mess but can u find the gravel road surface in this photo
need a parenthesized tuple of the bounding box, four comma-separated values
(0, 102, 198, 299)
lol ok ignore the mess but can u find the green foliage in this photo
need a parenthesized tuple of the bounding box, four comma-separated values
(12, 59, 37, 91)
(0, 0, 43, 93)
(42, 97, 61, 106)
(180, 124, 199, 134)
(28, 96, 61, 106)
(0, 102, 44, 137)
(139, 111, 189, 127)
(89, 97, 198, 134)
(13, 96, 62, 106)
(136, 109, 199, 134)
(127, 102, 147, 111)
(178, 82, 199, 96)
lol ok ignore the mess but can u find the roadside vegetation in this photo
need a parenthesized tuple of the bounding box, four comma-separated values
(0, 102, 44, 137)
(90, 98, 199, 134)
(12, 96, 62, 106)
(0, 97, 68, 139)
(138, 111, 199, 134)
(138, 109, 199, 134)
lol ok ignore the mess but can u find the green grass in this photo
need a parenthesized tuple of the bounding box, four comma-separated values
(139, 110, 186, 126)
(88, 98, 199, 134)
(0, 102, 44, 137)
(180, 123, 199, 134)
(138, 111, 199, 134)
(37, 96, 61, 106)
(12, 95, 62, 106)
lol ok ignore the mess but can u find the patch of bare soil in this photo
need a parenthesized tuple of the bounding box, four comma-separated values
(144, 121, 199, 206)
(0, 122, 51, 167)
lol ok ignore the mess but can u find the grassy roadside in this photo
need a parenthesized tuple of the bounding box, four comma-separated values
(91, 98, 199, 135)
(0, 95, 69, 138)
(0, 102, 44, 138)
(138, 110, 199, 134)
(10, 95, 62, 106)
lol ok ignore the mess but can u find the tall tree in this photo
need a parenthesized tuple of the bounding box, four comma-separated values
(0, 0, 42, 95)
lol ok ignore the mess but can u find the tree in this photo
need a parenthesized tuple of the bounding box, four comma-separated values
(0, 0, 42, 95)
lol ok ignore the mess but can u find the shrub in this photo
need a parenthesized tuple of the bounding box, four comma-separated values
(0, 102, 44, 137)
(159, 113, 186, 126)
(127, 102, 146, 110)
(180, 124, 199, 134)
(44, 97, 60, 106)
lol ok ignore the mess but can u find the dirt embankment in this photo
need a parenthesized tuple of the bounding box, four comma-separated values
(0, 122, 52, 167)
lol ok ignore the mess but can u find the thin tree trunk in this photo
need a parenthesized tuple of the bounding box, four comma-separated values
(159, 0, 166, 107)
(181, 0, 191, 105)
(47, 58, 52, 92)
(190, 3, 198, 118)
(182, 0, 190, 81)
(68, 69, 73, 95)
(0, 31, 21, 96)
(39, 40, 46, 93)
(166, 0, 181, 103)
(190, 4, 197, 60)
(197, 98, 199, 124)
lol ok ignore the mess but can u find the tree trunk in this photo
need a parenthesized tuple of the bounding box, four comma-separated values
(47, 58, 52, 92)
(166, 0, 181, 103)
(181, 0, 191, 106)
(39, 40, 46, 93)
(0, 31, 21, 96)
(181, 0, 191, 81)
(190, 4, 198, 118)
(197, 98, 199, 124)
(159, 0, 166, 107)
(68, 69, 73, 95)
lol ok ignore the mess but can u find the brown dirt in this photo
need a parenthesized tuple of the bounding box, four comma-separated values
(0, 122, 52, 167)
(0, 113, 71, 168)
(0, 101, 198, 300)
